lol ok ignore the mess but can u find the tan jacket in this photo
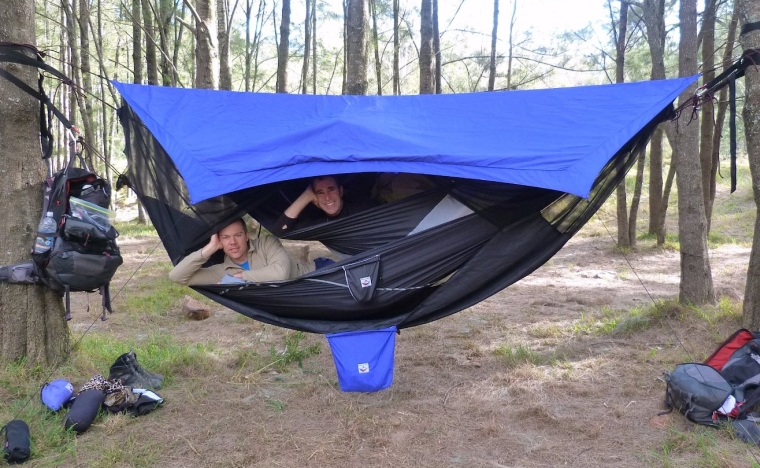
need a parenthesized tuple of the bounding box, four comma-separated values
(168, 235, 314, 286)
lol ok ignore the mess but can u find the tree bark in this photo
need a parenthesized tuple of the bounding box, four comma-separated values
(488, 0, 499, 91)
(142, 0, 160, 85)
(132, 0, 143, 84)
(301, 0, 312, 94)
(709, 4, 740, 228)
(673, 0, 714, 305)
(0, 1, 70, 365)
(345, 0, 367, 95)
(699, 0, 716, 230)
(218, 0, 232, 90)
(276, 0, 290, 93)
(432, 0, 440, 94)
(369, 0, 381, 94)
(614, 0, 630, 248)
(77, 0, 97, 170)
(419, 0, 433, 94)
(740, 0, 760, 327)
(393, 0, 399, 95)
(639, 0, 667, 241)
(190, 0, 219, 89)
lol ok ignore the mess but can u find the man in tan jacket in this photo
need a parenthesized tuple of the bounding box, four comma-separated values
(169, 218, 314, 286)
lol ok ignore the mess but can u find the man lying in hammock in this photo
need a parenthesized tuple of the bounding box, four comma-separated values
(169, 218, 314, 286)
(270, 175, 377, 237)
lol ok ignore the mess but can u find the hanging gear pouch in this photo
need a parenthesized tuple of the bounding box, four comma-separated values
(326, 326, 397, 392)
(342, 255, 380, 303)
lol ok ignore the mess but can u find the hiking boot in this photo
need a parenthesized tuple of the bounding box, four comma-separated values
(108, 351, 163, 390)
(125, 351, 164, 390)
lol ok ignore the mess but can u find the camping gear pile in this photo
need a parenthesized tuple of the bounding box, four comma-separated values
(2, 352, 163, 464)
(664, 329, 760, 445)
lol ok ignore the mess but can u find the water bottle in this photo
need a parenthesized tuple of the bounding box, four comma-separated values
(33, 212, 57, 254)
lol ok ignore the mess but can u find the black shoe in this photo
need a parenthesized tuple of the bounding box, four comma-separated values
(108, 351, 163, 390)
(126, 351, 164, 390)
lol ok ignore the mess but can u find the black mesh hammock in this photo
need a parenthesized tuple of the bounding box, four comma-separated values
(116, 80, 689, 334)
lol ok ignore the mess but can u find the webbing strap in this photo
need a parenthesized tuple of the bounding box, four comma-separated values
(741, 21, 760, 37)
(0, 45, 75, 166)
(697, 48, 759, 193)
(729, 71, 737, 193)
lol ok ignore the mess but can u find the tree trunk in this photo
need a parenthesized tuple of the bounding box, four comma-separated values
(345, 0, 367, 95)
(0, 1, 70, 365)
(369, 0, 381, 94)
(740, 0, 760, 327)
(191, 0, 219, 89)
(419, 0, 433, 94)
(614, 0, 630, 248)
(488, 0, 499, 91)
(709, 4, 740, 228)
(640, 0, 667, 241)
(432, 0, 440, 94)
(77, 0, 97, 170)
(158, 0, 174, 86)
(699, 0, 716, 231)
(506, 0, 517, 89)
(301, 0, 312, 94)
(132, 0, 143, 84)
(393, 0, 399, 95)
(142, 0, 159, 85)
(312, 0, 317, 94)
(218, 0, 232, 90)
(674, 0, 714, 305)
(276, 0, 290, 93)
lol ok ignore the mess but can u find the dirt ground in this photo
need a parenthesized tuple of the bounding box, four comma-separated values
(37, 212, 759, 467)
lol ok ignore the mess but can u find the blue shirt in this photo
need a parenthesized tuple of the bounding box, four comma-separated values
(237, 261, 250, 270)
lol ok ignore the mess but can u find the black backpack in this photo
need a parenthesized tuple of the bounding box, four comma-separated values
(664, 329, 760, 430)
(31, 165, 123, 320)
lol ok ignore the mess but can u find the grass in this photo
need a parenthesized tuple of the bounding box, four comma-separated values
(0, 331, 216, 467)
(113, 220, 158, 238)
(493, 344, 560, 368)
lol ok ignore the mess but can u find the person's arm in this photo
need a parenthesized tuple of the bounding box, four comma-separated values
(237, 236, 293, 282)
(168, 235, 224, 285)
(271, 186, 316, 236)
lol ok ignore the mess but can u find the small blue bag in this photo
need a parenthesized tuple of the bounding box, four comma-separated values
(326, 326, 397, 392)
(40, 379, 74, 411)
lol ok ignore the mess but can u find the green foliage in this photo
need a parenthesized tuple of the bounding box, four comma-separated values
(113, 220, 157, 238)
(268, 331, 321, 372)
(120, 268, 193, 318)
(0, 332, 214, 465)
(493, 344, 560, 368)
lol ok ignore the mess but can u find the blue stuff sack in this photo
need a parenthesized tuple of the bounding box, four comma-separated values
(40, 379, 74, 411)
(326, 326, 397, 392)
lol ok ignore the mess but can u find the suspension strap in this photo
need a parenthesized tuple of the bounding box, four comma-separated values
(0, 44, 76, 171)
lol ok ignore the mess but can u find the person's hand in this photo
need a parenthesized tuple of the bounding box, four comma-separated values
(201, 234, 222, 258)
(300, 186, 317, 205)
(233, 272, 243, 279)
(284, 186, 317, 220)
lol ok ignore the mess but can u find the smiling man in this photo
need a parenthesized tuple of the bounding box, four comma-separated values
(169, 218, 314, 286)
(271, 175, 377, 236)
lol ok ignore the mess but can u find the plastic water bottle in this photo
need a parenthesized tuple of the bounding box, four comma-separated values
(33, 212, 57, 254)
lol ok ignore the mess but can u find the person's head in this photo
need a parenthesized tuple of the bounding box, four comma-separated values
(217, 218, 249, 263)
(311, 176, 344, 217)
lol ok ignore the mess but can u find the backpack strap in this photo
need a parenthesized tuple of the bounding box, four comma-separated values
(64, 285, 71, 321)
(100, 284, 113, 321)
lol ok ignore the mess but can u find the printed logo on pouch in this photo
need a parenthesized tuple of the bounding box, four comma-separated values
(358, 363, 370, 373)
(360, 276, 372, 288)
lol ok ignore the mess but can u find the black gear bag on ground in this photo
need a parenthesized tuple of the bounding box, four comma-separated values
(31, 165, 123, 321)
(2, 419, 31, 464)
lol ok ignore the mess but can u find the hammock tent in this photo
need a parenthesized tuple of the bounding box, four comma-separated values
(113, 76, 698, 334)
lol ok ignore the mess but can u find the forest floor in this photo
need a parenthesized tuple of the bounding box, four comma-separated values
(2, 180, 759, 467)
